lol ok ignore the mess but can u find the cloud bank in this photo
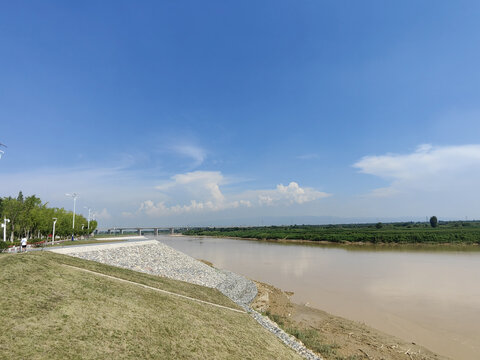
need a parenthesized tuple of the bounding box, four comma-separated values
(136, 170, 330, 217)
(354, 144, 480, 196)
(348, 144, 480, 219)
(7, 143, 480, 227)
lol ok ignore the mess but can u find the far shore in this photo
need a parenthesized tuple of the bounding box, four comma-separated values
(180, 233, 480, 249)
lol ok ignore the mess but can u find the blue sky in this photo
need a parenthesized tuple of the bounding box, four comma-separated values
(2, 1, 480, 227)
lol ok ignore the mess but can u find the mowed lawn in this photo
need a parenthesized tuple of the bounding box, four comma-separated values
(0, 252, 301, 360)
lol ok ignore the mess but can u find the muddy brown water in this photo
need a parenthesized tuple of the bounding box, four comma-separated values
(157, 236, 480, 360)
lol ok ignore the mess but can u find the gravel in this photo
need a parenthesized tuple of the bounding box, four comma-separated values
(51, 240, 321, 360)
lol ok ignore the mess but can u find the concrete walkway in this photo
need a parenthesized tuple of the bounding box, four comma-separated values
(50, 239, 156, 254)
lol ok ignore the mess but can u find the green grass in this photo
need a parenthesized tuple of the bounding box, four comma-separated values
(183, 221, 480, 244)
(263, 310, 345, 359)
(0, 252, 301, 359)
(263, 310, 360, 360)
(286, 328, 339, 355)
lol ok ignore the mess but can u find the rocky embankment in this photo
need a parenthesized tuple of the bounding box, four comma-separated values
(51, 240, 321, 360)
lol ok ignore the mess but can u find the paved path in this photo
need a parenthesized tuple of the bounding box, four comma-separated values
(50, 239, 155, 253)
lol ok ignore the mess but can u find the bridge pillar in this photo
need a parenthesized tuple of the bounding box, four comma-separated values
(138, 228, 142, 236)
(170, 228, 174, 235)
(108, 229, 111, 234)
(120, 229, 124, 234)
(154, 228, 158, 236)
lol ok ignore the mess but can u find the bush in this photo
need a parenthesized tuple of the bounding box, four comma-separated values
(0, 241, 9, 252)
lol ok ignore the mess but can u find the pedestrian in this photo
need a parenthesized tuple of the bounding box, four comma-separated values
(21, 237, 27, 252)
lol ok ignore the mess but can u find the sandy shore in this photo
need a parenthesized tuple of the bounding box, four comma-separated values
(251, 281, 449, 360)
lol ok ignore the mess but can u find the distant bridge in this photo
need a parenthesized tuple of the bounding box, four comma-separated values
(106, 227, 176, 236)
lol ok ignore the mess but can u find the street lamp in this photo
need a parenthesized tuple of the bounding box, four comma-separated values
(66, 193, 79, 240)
(2, 217, 10, 242)
(84, 206, 92, 232)
(52, 218, 57, 245)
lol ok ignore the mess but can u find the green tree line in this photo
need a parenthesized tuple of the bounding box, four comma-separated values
(0, 191, 97, 243)
(183, 221, 480, 244)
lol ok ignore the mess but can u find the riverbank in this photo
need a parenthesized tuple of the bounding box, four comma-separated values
(252, 281, 448, 360)
(49, 240, 321, 359)
(160, 235, 477, 359)
(179, 233, 480, 249)
(45, 238, 451, 359)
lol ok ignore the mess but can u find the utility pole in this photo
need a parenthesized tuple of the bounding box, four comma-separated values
(2, 217, 10, 242)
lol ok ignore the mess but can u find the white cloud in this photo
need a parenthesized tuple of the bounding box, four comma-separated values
(93, 208, 112, 220)
(140, 171, 230, 216)
(138, 171, 330, 217)
(276, 182, 321, 204)
(155, 171, 226, 205)
(1, 165, 331, 226)
(170, 144, 207, 167)
(355, 144, 480, 180)
(258, 195, 274, 206)
(354, 144, 480, 196)
(249, 182, 329, 206)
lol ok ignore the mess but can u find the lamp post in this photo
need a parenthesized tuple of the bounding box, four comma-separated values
(84, 206, 92, 232)
(2, 217, 10, 242)
(66, 193, 78, 240)
(52, 218, 57, 245)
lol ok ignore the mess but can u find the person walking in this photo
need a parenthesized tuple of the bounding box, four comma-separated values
(20, 237, 27, 252)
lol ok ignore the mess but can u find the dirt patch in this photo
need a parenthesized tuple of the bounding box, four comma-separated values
(251, 281, 449, 360)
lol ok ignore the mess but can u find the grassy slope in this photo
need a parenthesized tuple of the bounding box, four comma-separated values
(0, 252, 301, 360)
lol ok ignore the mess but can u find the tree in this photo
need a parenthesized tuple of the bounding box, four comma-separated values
(2, 194, 24, 242)
(430, 216, 438, 228)
(375, 222, 383, 229)
(89, 220, 98, 234)
(17, 195, 41, 238)
(0, 191, 95, 242)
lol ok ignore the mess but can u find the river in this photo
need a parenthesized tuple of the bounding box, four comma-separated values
(157, 236, 480, 360)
